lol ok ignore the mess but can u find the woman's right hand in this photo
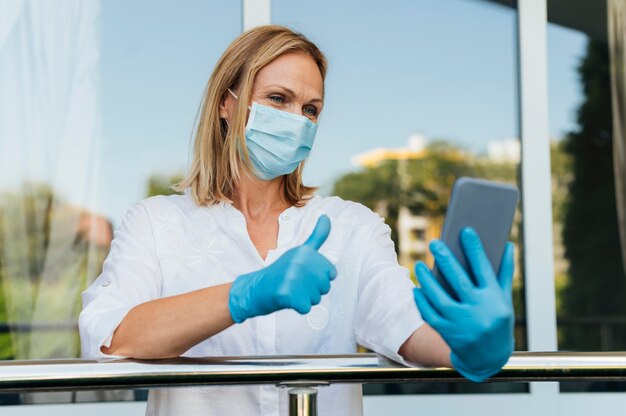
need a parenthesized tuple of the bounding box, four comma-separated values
(412, 228, 515, 382)
(228, 215, 337, 323)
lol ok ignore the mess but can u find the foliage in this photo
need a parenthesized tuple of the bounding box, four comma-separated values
(0, 184, 108, 359)
(560, 39, 626, 351)
(0, 172, 182, 360)
(332, 160, 403, 245)
(332, 141, 518, 243)
(331, 140, 524, 346)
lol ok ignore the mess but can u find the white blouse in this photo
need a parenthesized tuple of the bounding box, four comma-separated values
(79, 192, 423, 416)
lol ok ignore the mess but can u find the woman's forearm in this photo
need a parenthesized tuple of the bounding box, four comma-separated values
(398, 323, 452, 367)
(102, 282, 235, 359)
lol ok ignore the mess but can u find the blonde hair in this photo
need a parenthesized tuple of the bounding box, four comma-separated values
(176, 25, 328, 207)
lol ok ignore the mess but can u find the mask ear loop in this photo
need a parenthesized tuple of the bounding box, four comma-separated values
(228, 88, 255, 111)
(220, 89, 239, 139)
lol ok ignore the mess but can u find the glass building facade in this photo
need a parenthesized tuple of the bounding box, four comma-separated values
(0, 0, 625, 414)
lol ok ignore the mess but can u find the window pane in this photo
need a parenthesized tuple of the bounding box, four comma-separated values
(273, 0, 525, 395)
(548, 0, 626, 393)
(0, 0, 241, 405)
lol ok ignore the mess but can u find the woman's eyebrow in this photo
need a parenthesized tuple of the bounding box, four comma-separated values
(265, 84, 323, 104)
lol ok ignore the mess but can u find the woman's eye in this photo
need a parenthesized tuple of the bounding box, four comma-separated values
(269, 95, 284, 103)
(303, 105, 318, 117)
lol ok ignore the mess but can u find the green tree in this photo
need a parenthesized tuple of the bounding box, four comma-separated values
(560, 39, 626, 351)
(332, 140, 525, 348)
(0, 183, 109, 359)
(403, 144, 480, 216)
(332, 159, 403, 245)
(332, 141, 518, 247)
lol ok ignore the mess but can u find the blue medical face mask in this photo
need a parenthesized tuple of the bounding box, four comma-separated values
(228, 89, 318, 180)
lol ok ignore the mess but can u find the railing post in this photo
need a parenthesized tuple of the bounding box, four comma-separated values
(278, 381, 328, 416)
(288, 387, 318, 416)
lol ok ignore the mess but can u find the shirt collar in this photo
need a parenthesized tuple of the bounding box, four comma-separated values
(214, 194, 320, 220)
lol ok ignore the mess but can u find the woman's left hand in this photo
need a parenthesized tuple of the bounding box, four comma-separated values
(412, 227, 515, 382)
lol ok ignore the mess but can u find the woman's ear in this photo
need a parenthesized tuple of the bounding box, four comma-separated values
(219, 90, 234, 119)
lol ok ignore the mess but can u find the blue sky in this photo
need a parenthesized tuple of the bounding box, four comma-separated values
(96, 0, 587, 225)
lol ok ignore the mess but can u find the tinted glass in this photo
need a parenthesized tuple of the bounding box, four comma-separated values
(0, 0, 241, 405)
(273, 0, 525, 395)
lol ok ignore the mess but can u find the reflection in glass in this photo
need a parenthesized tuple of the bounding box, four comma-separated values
(608, 0, 626, 294)
(0, 0, 536, 405)
(0, 1, 104, 362)
(0, 0, 241, 406)
(548, 0, 626, 393)
(273, 0, 524, 394)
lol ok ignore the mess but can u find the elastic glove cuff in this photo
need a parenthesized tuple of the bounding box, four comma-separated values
(450, 351, 509, 383)
(228, 274, 252, 324)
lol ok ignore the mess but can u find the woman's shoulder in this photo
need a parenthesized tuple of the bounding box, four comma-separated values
(134, 192, 197, 214)
(122, 192, 204, 228)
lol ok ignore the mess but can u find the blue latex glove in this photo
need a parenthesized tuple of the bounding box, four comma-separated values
(228, 215, 337, 323)
(413, 227, 515, 382)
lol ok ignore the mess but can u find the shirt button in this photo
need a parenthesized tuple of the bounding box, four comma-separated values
(282, 214, 289, 221)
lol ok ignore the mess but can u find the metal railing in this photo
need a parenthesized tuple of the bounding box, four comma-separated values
(2, 352, 626, 415)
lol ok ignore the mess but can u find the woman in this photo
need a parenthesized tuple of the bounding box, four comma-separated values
(79, 25, 514, 415)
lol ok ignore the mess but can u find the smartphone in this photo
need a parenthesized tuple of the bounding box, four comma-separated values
(432, 177, 519, 299)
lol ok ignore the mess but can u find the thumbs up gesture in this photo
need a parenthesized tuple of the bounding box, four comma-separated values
(228, 215, 337, 323)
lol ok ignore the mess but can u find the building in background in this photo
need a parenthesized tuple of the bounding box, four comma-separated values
(347, 134, 522, 270)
